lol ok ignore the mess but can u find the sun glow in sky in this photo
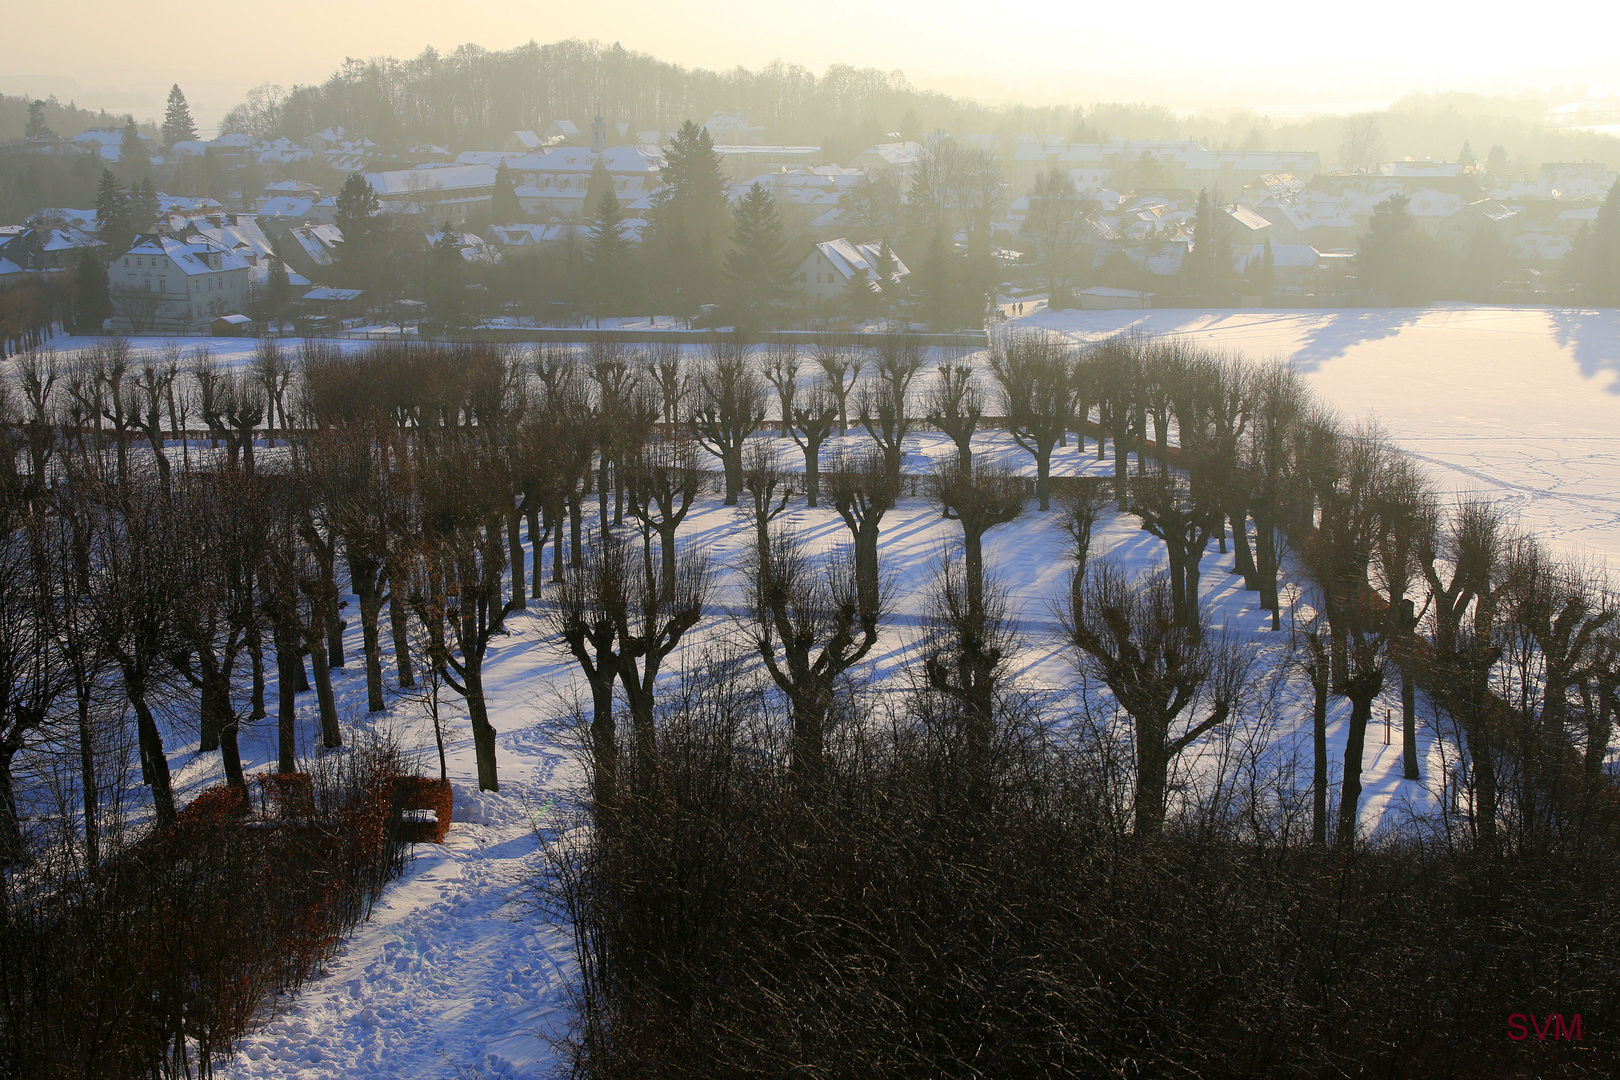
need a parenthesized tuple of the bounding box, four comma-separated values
(5, 0, 1616, 131)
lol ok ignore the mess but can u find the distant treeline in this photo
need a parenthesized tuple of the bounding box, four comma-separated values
(215, 39, 1620, 171)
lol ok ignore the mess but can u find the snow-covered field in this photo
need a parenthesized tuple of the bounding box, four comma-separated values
(1013, 304, 1620, 566)
(31, 304, 1618, 1078)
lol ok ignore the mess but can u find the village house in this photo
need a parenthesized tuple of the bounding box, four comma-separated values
(366, 164, 498, 223)
(848, 142, 928, 176)
(108, 233, 251, 332)
(795, 238, 909, 303)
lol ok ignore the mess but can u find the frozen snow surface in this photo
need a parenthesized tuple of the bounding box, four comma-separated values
(46, 304, 1618, 1078)
(1014, 304, 1620, 567)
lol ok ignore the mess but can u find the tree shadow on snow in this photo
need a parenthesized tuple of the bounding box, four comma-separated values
(1548, 306, 1620, 394)
(1288, 307, 1425, 373)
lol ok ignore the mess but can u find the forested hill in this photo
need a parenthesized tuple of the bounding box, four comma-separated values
(216, 38, 1107, 153)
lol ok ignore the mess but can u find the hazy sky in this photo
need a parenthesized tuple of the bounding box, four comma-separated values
(5, 0, 1616, 132)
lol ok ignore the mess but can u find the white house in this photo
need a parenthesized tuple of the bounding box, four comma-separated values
(109, 234, 251, 331)
(796, 239, 909, 303)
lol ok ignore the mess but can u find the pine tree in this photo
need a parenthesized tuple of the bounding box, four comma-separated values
(1457, 140, 1476, 169)
(724, 183, 794, 324)
(585, 187, 633, 315)
(491, 162, 521, 222)
(94, 170, 133, 260)
(162, 85, 197, 146)
(25, 99, 52, 140)
(73, 247, 112, 332)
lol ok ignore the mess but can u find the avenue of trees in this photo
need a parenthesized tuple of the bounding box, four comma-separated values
(0, 330, 1616, 1076)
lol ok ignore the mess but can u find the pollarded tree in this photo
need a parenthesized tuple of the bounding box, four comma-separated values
(408, 435, 520, 791)
(625, 435, 707, 598)
(991, 331, 1073, 510)
(757, 342, 801, 439)
(857, 335, 923, 487)
(826, 451, 897, 624)
(926, 360, 983, 475)
(1090, 334, 1149, 508)
(690, 338, 766, 506)
(1063, 561, 1252, 837)
(748, 528, 882, 789)
(813, 337, 862, 436)
(789, 382, 838, 508)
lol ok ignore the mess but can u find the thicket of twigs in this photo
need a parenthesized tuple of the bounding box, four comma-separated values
(0, 744, 410, 1079)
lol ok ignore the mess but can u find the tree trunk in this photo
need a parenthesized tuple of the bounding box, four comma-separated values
(360, 593, 386, 712)
(1229, 509, 1258, 589)
(0, 751, 26, 866)
(275, 626, 299, 774)
(1401, 662, 1419, 781)
(77, 680, 99, 866)
(389, 586, 415, 689)
(1336, 693, 1372, 847)
(464, 663, 499, 792)
(1134, 734, 1168, 838)
(591, 676, 616, 809)
(1312, 677, 1329, 847)
(507, 511, 527, 610)
(131, 691, 176, 826)
(307, 633, 342, 749)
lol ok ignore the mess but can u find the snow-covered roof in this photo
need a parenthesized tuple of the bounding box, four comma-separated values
(258, 196, 320, 218)
(809, 238, 910, 289)
(1224, 205, 1271, 233)
(367, 165, 496, 196)
(302, 287, 363, 301)
(264, 179, 321, 194)
(123, 234, 250, 275)
(852, 141, 927, 168)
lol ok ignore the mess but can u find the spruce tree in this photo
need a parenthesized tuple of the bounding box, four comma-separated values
(162, 85, 197, 146)
(491, 162, 521, 222)
(132, 178, 160, 232)
(583, 158, 614, 221)
(94, 170, 133, 260)
(724, 182, 794, 323)
(118, 117, 151, 178)
(649, 120, 730, 304)
(1358, 193, 1432, 304)
(334, 172, 381, 288)
(426, 227, 465, 328)
(1581, 182, 1620, 305)
(73, 247, 112, 332)
(25, 99, 52, 140)
(585, 187, 633, 315)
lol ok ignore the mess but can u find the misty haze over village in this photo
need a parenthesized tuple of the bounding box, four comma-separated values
(2, 8, 1619, 1078)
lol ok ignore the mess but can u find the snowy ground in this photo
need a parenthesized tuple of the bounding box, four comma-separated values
(31, 304, 1616, 1077)
(1012, 304, 1620, 567)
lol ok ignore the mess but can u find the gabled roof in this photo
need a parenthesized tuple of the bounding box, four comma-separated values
(809, 239, 910, 289)
(123, 234, 250, 275)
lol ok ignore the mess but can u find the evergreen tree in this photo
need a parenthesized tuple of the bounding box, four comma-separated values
(426, 226, 466, 328)
(585, 187, 634, 315)
(1579, 182, 1620, 305)
(73, 247, 112, 332)
(1184, 189, 1217, 294)
(649, 120, 730, 305)
(491, 162, 521, 222)
(118, 117, 151, 178)
(25, 99, 52, 140)
(583, 158, 614, 221)
(1247, 236, 1275, 296)
(334, 172, 381, 288)
(162, 85, 197, 146)
(94, 170, 133, 260)
(1358, 193, 1432, 305)
(132, 178, 160, 232)
(267, 237, 293, 322)
(724, 182, 794, 324)
(1457, 140, 1476, 169)
(1485, 144, 1510, 179)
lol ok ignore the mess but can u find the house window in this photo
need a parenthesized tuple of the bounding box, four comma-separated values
(798, 272, 807, 282)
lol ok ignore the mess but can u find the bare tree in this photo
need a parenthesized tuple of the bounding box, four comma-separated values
(1062, 561, 1252, 837)
(813, 337, 861, 436)
(926, 360, 983, 475)
(758, 342, 801, 440)
(746, 528, 881, 789)
(690, 338, 766, 506)
(826, 452, 897, 623)
(788, 382, 838, 507)
(990, 331, 1072, 510)
(857, 336, 923, 487)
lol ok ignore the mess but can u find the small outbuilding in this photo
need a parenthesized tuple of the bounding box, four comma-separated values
(211, 313, 254, 336)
